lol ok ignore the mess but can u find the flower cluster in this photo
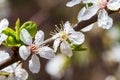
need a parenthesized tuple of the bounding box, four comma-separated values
(67, 0, 120, 30)
(0, 18, 85, 78)
(0, 62, 28, 80)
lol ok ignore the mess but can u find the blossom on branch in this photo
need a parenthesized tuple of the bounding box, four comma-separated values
(78, 0, 120, 29)
(19, 29, 55, 73)
(1, 63, 28, 80)
(51, 21, 85, 57)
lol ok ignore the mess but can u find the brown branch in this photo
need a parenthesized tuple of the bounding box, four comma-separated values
(0, 10, 119, 70)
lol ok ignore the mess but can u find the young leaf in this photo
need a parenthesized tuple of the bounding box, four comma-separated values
(15, 18, 20, 41)
(20, 21, 37, 38)
(2, 28, 21, 47)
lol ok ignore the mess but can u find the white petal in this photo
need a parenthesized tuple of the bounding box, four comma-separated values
(15, 68, 28, 80)
(64, 21, 75, 34)
(34, 30, 44, 46)
(39, 46, 55, 59)
(1, 63, 18, 73)
(0, 51, 10, 64)
(90, 0, 99, 4)
(53, 38, 61, 52)
(66, 0, 81, 7)
(81, 23, 94, 32)
(20, 29, 32, 45)
(78, 5, 99, 21)
(52, 33, 60, 39)
(82, 0, 92, 3)
(0, 33, 8, 45)
(107, 0, 120, 10)
(60, 41, 73, 57)
(0, 18, 9, 33)
(19, 45, 30, 60)
(77, 7, 86, 22)
(98, 9, 113, 29)
(29, 55, 40, 73)
(68, 32, 85, 44)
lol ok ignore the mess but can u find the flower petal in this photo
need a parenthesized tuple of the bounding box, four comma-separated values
(68, 32, 85, 44)
(0, 33, 8, 45)
(29, 55, 40, 73)
(82, 0, 92, 3)
(0, 18, 9, 33)
(34, 30, 44, 46)
(60, 41, 73, 57)
(107, 0, 120, 10)
(19, 45, 30, 60)
(66, 0, 81, 7)
(81, 23, 94, 32)
(53, 38, 61, 52)
(0, 51, 10, 64)
(98, 9, 113, 29)
(15, 68, 28, 80)
(39, 46, 55, 59)
(1, 63, 18, 73)
(64, 21, 75, 34)
(78, 5, 99, 21)
(77, 7, 86, 22)
(20, 29, 32, 45)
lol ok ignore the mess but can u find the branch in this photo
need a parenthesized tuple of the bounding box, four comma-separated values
(0, 9, 119, 70)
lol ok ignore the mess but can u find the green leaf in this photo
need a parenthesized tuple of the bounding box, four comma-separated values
(15, 18, 20, 41)
(71, 43, 87, 51)
(6, 36, 21, 47)
(2, 28, 16, 37)
(2, 28, 21, 47)
(20, 21, 37, 38)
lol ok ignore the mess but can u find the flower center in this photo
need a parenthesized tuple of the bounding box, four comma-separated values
(29, 44, 38, 54)
(59, 31, 68, 40)
(98, 0, 107, 9)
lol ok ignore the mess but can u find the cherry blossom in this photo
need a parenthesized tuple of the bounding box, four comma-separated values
(51, 21, 85, 57)
(1, 63, 28, 80)
(0, 18, 9, 45)
(19, 29, 55, 73)
(77, 0, 120, 29)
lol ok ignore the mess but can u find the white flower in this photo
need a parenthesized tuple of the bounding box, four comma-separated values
(78, 0, 120, 29)
(1, 63, 28, 80)
(19, 29, 55, 73)
(46, 54, 67, 78)
(66, 0, 81, 7)
(0, 18, 9, 45)
(52, 21, 85, 57)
